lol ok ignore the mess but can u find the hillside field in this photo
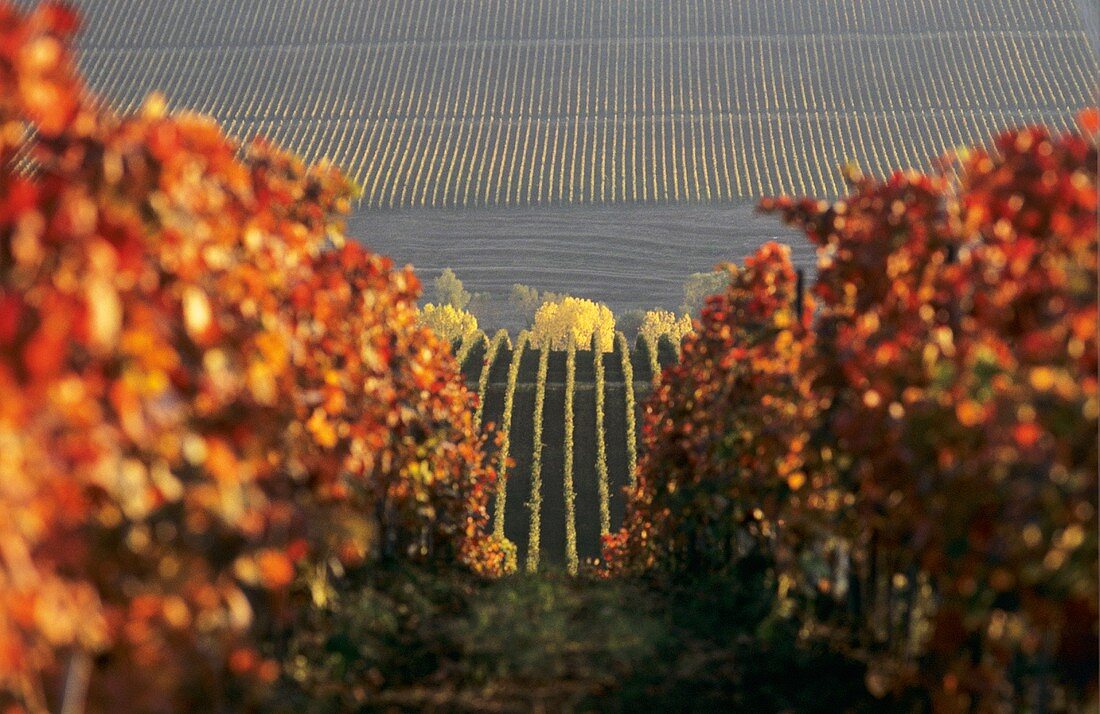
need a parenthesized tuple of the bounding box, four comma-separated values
(45, 0, 1098, 207)
(39, 0, 1099, 315)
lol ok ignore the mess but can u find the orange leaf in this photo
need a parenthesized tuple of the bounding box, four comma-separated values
(256, 550, 295, 589)
(1079, 107, 1099, 136)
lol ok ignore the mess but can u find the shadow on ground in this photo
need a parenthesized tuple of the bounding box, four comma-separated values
(272, 559, 902, 712)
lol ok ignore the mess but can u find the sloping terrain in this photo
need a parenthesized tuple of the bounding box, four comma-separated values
(44, 0, 1098, 316)
(41, 0, 1098, 207)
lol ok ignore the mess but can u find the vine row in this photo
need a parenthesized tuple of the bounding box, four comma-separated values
(474, 328, 510, 431)
(526, 342, 550, 572)
(593, 333, 610, 536)
(563, 340, 579, 574)
(616, 331, 639, 487)
(494, 330, 528, 538)
(454, 328, 487, 373)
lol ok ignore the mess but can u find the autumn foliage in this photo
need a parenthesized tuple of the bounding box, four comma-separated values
(602, 245, 814, 575)
(418, 302, 478, 343)
(637, 309, 693, 350)
(606, 117, 1098, 707)
(0, 4, 507, 711)
(530, 295, 616, 352)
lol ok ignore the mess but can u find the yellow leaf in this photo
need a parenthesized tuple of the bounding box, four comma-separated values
(86, 278, 121, 350)
(183, 287, 212, 339)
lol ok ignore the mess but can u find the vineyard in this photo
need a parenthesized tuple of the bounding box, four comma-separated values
(456, 330, 680, 569)
(38, 0, 1099, 207)
(3, 1, 1097, 710)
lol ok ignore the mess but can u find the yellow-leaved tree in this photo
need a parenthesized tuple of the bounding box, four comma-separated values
(530, 296, 615, 352)
(419, 303, 478, 342)
(638, 309, 693, 347)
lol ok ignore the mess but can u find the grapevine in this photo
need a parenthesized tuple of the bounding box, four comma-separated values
(593, 333, 611, 536)
(606, 115, 1099, 706)
(639, 332, 661, 387)
(616, 331, 639, 486)
(563, 340, 579, 574)
(526, 343, 550, 572)
(494, 331, 529, 538)
(474, 329, 511, 431)
(0, 5, 510, 709)
(454, 328, 487, 372)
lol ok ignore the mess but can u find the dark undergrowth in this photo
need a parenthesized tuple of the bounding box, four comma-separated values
(269, 558, 903, 713)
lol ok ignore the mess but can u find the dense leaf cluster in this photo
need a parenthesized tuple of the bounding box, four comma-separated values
(531, 295, 616, 352)
(606, 117, 1098, 708)
(638, 308, 694, 348)
(603, 244, 814, 575)
(0, 4, 509, 710)
(418, 302, 478, 343)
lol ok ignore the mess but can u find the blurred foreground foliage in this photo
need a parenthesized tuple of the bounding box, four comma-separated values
(1, 2, 1096, 711)
(605, 114, 1098, 709)
(0, 3, 509, 710)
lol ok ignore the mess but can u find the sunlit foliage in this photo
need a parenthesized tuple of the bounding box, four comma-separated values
(419, 303, 479, 343)
(616, 331, 639, 486)
(638, 309, 694, 349)
(453, 329, 487, 372)
(456, 327, 671, 569)
(528, 294, 616, 352)
(603, 245, 813, 576)
(474, 329, 510, 431)
(605, 116, 1098, 707)
(494, 331, 530, 538)
(530, 296, 616, 352)
(526, 344, 551, 572)
(0, 4, 507, 710)
(636, 331, 662, 387)
(562, 341, 580, 574)
(593, 333, 612, 536)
